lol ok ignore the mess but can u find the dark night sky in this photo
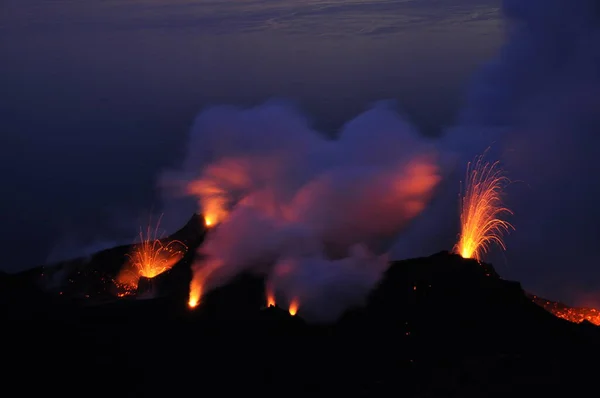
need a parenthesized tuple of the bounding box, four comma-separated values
(5, 1, 598, 308)
(0, 0, 502, 267)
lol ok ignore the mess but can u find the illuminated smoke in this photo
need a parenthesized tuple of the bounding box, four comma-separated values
(162, 100, 441, 322)
(268, 245, 388, 323)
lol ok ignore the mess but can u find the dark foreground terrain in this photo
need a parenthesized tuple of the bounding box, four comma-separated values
(2, 215, 599, 397)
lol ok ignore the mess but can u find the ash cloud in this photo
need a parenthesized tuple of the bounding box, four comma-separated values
(444, 0, 600, 305)
(161, 100, 443, 323)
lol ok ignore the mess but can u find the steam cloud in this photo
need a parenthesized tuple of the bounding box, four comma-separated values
(269, 245, 388, 323)
(161, 101, 442, 322)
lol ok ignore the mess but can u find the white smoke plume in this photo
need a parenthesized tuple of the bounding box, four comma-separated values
(161, 100, 443, 322)
(269, 245, 388, 324)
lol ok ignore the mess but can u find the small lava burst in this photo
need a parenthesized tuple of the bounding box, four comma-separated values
(187, 260, 220, 310)
(188, 273, 203, 309)
(288, 298, 299, 316)
(188, 293, 199, 309)
(187, 270, 206, 309)
(115, 215, 187, 294)
(454, 151, 514, 261)
(186, 160, 245, 228)
(266, 284, 276, 308)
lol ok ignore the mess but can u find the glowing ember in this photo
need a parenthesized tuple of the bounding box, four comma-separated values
(551, 306, 600, 326)
(115, 215, 187, 293)
(204, 216, 213, 227)
(288, 298, 299, 316)
(531, 295, 600, 326)
(454, 152, 514, 261)
(114, 283, 136, 297)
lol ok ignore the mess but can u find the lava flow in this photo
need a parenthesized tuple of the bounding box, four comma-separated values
(115, 217, 187, 293)
(531, 295, 600, 326)
(454, 152, 514, 261)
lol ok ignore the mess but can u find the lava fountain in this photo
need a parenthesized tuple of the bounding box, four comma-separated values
(454, 152, 514, 261)
(116, 216, 187, 293)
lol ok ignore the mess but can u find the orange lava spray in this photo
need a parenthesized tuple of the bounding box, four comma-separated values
(115, 215, 187, 292)
(127, 217, 187, 279)
(454, 152, 514, 261)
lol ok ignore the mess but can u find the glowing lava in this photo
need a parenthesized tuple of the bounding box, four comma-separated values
(115, 216, 187, 293)
(188, 294, 199, 309)
(454, 152, 514, 261)
(288, 298, 299, 316)
(531, 295, 600, 326)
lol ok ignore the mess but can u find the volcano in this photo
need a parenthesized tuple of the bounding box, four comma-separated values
(2, 214, 599, 397)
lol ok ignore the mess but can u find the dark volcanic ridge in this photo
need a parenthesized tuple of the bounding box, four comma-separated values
(4, 213, 597, 329)
(3, 214, 600, 396)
